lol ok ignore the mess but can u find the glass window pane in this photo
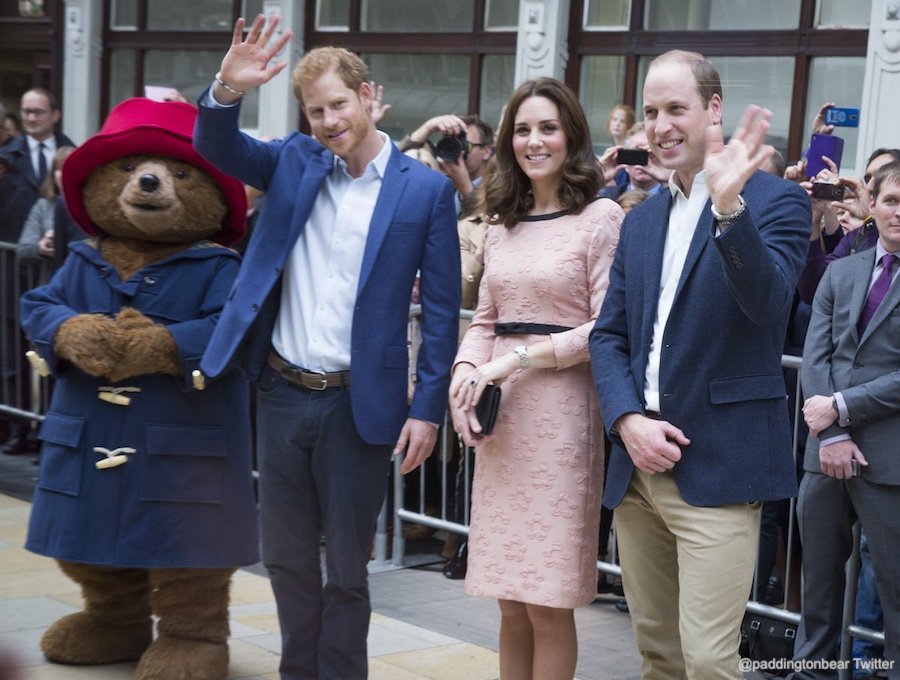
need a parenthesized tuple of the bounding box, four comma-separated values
(111, 0, 138, 29)
(804, 57, 865, 174)
(361, 0, 474, 32)
(817, 0, 871, 28)
(579, 55, 627, 153)
(480, 54, 515, 132)
(585, 0, 630, 29)
(362, 53, 469, 141)
(645, 0, 801, 30)
(0, 2, 24, 18)
(636, 55, 793, 158)
(144, 50, 259, 130)
(243, 0, 264, 19)
(316, 0, 349, 29)
(147, 0, 233, 31)
(485, 0, 518, 30)
(108, 49, 136, 111)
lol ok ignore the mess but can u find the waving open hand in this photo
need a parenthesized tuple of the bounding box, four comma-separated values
(217, 15, 294, 98)
(704, 105, 774, 215)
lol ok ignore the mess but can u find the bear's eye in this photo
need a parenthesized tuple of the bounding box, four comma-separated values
(175, 170, 187, 180)
(122, 162, 134, 172)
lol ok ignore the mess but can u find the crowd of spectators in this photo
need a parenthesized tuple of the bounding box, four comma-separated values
(1, 34, 897, 680)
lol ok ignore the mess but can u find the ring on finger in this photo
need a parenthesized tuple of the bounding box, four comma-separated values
(469, 378, 477, 386)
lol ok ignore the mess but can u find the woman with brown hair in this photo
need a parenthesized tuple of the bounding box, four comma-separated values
(449, 78, 623, 680)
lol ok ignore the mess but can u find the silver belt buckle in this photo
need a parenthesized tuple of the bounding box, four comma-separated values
(306, 370, 328, 390)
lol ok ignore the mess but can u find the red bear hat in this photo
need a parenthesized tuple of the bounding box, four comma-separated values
(62, 97, 247, 246)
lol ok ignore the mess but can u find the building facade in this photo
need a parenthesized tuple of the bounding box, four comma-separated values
(0, 0, 896, 173)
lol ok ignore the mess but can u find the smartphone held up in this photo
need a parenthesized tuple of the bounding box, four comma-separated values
(824, 106, 860, 128)
(811, 182, 845, 202)
(617, 148, 649, 166)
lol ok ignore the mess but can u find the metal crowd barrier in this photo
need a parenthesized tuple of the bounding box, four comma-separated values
(387, 315, 885, 678)
(4, 246, 885, 675)
(0, 241, 51, 430)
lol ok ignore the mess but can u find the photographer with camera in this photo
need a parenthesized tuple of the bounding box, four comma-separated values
(400, 113, 493, 217)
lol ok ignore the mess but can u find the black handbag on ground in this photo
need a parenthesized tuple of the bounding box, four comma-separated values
(475, 384, 501, 435)
(740, 612, 797, 676)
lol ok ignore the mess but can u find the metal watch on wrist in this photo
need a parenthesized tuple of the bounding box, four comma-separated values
(513, 345, 529, 369)
(710, 194, 746, 225)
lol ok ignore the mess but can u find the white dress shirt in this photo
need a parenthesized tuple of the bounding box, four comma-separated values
(644, 171, 710, 412)
(272, 131, 392, 372)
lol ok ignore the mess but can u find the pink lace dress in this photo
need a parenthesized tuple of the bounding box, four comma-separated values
(455, 198, 622, 608)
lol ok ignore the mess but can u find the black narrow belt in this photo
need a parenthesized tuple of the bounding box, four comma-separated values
(267, 351, 350, 390)
(494, 322, 575, 336)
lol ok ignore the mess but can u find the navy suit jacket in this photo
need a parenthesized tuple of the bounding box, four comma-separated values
(0, 132, 75, 243)
(590, 170, 811, 507)
(193, 96, 461, 445)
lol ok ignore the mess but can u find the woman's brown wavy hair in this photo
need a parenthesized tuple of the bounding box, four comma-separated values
(480, 78, 602, 228)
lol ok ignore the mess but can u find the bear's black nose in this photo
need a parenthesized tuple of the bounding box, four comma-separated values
(139, 174, 160, 193)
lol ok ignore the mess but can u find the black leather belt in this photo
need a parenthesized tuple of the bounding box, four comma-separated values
(644, 410, 663, 420)
(267, 351, 350, 390)
(494, 322, 574, 335)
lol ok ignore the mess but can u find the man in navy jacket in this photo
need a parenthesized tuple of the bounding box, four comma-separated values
(194, 16, 460, 680)
(0, 88, 75, 454)
(590, 50, 810, 679)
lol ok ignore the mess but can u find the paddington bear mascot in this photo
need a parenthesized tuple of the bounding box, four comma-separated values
(19, 98, 258, 680)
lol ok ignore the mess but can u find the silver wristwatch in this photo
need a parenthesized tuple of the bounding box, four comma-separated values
(710, 194, 746, 225)
(513, 345, 529, 369)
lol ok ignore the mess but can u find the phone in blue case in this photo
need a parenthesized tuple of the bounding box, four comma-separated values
(824, 107, 860, 127)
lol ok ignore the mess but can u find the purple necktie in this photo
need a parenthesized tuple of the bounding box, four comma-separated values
(858, 253, 898, 335)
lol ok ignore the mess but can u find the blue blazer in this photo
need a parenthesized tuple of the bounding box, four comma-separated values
(590, 170, 811, 507)
(193, 96, 461, 445)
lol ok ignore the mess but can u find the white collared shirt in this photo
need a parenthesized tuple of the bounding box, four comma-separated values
(271, 131, 392, 372)
(27, 135, 55, 180)
(644, 171, 711, 412)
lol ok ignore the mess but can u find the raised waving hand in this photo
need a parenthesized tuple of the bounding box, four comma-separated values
(704, 105, 774, 216)
(217, 15, 294, 99)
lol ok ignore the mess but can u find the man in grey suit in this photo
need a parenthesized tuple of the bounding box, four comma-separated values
(791, 160, 900, 680)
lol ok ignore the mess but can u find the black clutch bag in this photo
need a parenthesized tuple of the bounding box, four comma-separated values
(475, 384, 501, 435)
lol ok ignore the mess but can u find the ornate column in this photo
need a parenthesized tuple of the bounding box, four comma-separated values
(62, 0, 102, 144)
(514, 0, 571, 84)
(858, 0, 900, 169)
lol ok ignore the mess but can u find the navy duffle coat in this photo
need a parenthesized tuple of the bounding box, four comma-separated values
(20, 239, 259, 568)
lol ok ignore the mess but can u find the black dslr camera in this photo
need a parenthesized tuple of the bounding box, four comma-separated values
(432, 132, 468, 163)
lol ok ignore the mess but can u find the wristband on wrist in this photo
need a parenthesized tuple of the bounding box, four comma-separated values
(214, 72, 245, 98)
(401, 134, 425, 150)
